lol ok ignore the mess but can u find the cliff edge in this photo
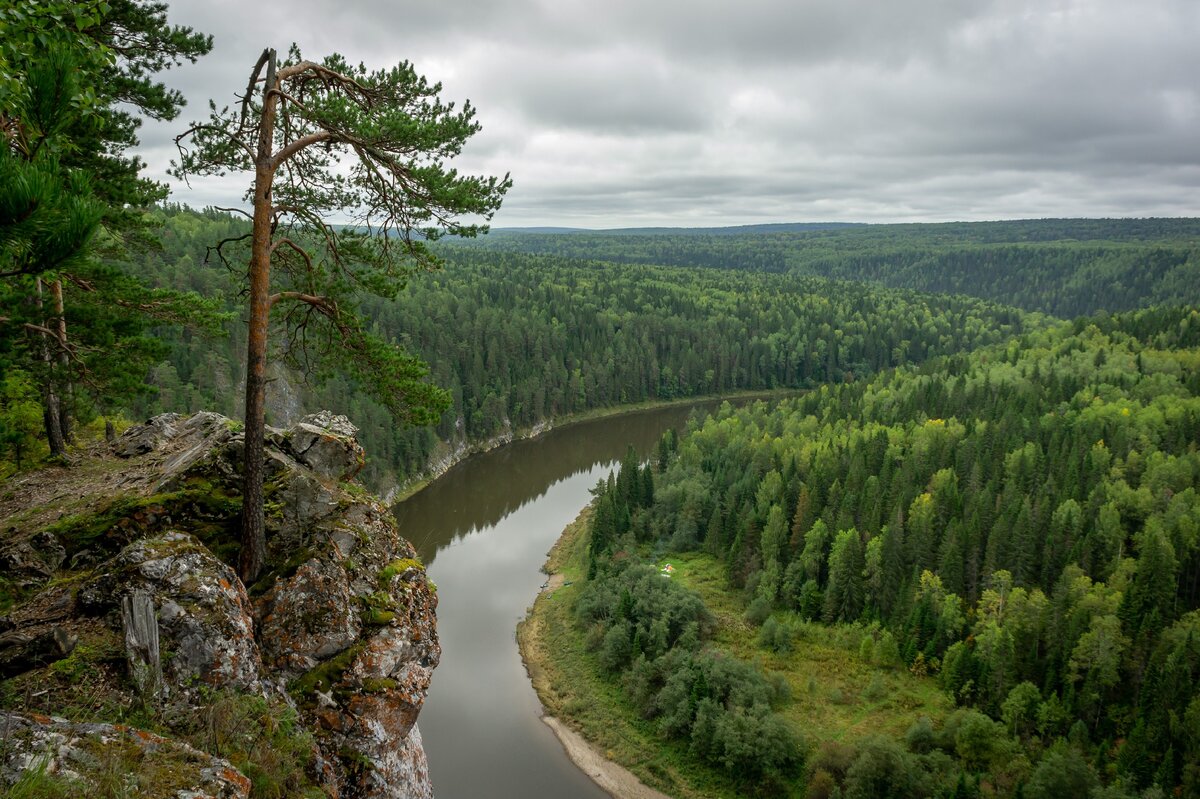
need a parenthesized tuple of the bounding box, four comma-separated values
(0, 411, 439, 798)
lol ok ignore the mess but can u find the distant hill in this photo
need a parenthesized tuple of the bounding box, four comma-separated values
(465, 217, 1200, 318)
(494, 221, 865, 236)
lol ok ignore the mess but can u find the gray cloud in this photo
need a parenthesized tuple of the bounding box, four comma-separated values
(136, 0, 1200, 227)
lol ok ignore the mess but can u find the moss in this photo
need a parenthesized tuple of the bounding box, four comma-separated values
(359, 677, 398, 694)
(364, 609, 395, 626)
(47, 628, 125, 684)
(44, 482, 242, 564)
(246, 546, 313, 597)
(289, 642, 367, 701)
(378, 558, 423, 586)
(338, 745, 375, 775)
(0, 575, 18, 615)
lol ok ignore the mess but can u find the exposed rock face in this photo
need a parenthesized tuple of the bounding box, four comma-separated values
(94, 532, 262, 693)
(0, 412, 439, 798)
(0, 711, 252, 799)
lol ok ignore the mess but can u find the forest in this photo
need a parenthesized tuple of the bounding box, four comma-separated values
(576, 306, 1200, 797)
(89, 206, 1037, 490)
(469, 219, 1200, 318)
(4, 2, 1199, 798)
(5, 203, 1200, 797)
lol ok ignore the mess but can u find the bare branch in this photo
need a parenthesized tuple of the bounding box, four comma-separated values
(241, 48, 272, 127)
(203, 231, 253, 272)
(270, 129, 333, 170)
(276, 60, 373, 96)
(212, 206, 253, 220)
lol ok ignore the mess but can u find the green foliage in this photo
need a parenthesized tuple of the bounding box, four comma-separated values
(619, 306, 1200, 795)
(0, 369, 44, 474)
(126, 208, 1041, 490)
(1023, 745, 1099, 799)
(180, 690, 319, 799)
(575, 557, 800, 783)
(468, 218, 1200, 318)
(1, 2, 217, 465)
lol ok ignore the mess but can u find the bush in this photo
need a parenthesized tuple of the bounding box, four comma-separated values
(745, 596, 773, 626)
(844, 735, 923, 799)
(757, 616, 793, 653)
(862, 672, 886, 702)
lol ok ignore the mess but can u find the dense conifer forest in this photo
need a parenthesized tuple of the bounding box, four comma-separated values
(103, 207, 1040, 489)
(578, 306, 1200, 797)
(470, 218, 1200, 318)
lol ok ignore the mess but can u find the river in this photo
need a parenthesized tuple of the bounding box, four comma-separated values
(393, 401, 734, 799)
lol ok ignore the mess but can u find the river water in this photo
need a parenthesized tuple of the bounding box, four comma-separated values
(394, 402, 728, 799)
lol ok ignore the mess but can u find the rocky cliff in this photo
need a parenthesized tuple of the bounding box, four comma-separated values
(0, 412, 439, 798)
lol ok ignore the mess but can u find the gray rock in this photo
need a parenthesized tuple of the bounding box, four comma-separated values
(108, 532, 262, 692)
(0, 531, 65, 584)
(0, 711, 251, 798)
(258, 555, 361, 674)
(6, 411, 439, 799)
(112, 413, 186, 457)
(286, 413, 365, 481)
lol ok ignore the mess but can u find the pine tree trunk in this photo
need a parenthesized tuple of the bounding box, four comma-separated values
(238, 49, 279, 585)
(35, 278, 66, 457)
(50, 280, 72, 442)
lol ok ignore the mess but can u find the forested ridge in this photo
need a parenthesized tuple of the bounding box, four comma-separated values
(578, 306, 1200, 797)
(111, 207, 1036, 490)
(467, 218, 1200, 318)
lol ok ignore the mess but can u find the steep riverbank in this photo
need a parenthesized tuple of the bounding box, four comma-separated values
(0, 412, 439, 797)
(388, 388, 801, 504)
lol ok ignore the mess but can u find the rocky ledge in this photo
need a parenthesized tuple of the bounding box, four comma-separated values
(0, 412, 438, 798)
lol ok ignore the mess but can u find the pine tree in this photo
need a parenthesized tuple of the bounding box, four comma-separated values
(174, 46, 509, 580)
(823, 528, 865, 623)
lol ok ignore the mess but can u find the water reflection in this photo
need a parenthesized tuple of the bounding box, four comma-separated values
(392, 400, 737, 799)
(399, 405, 715, 559)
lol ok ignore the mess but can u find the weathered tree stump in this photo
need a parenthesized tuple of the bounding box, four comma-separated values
(121, 591, 164, 699)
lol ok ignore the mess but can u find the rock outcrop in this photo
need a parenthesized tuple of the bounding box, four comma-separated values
(0, 412, 439, 798)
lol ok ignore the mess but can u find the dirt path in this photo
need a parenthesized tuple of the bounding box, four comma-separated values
(541, 716, 673, 799)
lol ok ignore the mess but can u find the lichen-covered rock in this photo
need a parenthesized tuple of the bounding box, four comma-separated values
(0, 531, 65, 586)
(339, 722, 434, 799)
(112, 412, 187, 457)
(259, 555, 361, 673)
(0, 711, 251, 799)
(82, 532, 262, 692)
(286, 411, 365, 481)
(1, 412, 439, 799)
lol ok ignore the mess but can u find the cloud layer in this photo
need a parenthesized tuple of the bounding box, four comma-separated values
(139, 0, 1200, 227)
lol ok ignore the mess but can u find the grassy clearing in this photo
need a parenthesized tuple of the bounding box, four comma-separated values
(666, 552, 951, 745)
(521, 511, 952, 798)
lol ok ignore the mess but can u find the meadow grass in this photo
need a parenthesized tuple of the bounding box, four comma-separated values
(520, 511, 951, 798)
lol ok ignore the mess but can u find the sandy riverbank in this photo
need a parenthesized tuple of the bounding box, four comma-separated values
(519, 510, 674, 799)
(540, 715, 673, 799)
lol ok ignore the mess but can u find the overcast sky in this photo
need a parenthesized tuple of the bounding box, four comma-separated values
(140, 0, 1200, 228)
